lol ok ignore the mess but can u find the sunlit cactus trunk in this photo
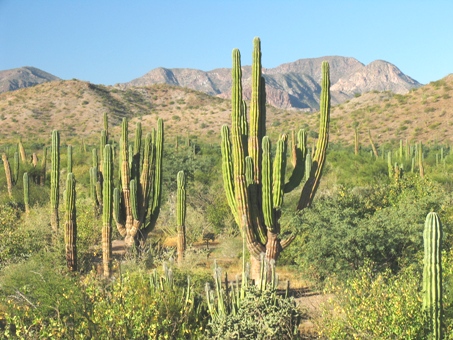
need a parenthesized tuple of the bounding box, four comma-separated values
(2, 154, 13, 198)
(221, 38, 330, 283)
(64, 172, 77, 271)
(423, 212, 443, 339)
(176, 170, 186, 265)
(102, 144, 113, 277)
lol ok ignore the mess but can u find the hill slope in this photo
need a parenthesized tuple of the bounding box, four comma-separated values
(0, 75, 451, 148)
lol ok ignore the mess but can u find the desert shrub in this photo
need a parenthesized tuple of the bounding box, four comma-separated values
(286, 176, 452, 282)
(317, 263, 428, 339)
(205, 284, 302, 339)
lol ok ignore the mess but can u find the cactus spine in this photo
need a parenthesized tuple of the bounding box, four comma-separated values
(221, 38, 330, 281)
(51, 130, 60, 233)
(102, 145, 113, 277)
(114, 118, 164, 248)
(23, 172, 30, 214)
(176, 170, 186, 265)
(2, 154, 13, 198)
(64, 172, 77, 271)
(423, 212, 443, 339)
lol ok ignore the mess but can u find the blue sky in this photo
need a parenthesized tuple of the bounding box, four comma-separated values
(1, 1, 451, 86)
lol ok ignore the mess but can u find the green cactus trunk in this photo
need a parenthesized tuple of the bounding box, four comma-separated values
(51, 130, 60, 234)
(176, 170, 186, 265)
(18, 138, 26, 163)
(13, 151, 19, 185)
(64, 172, 77, 271)
(102, 145, 113, 277)
(40, 146, 47, 186)
(23, 172, 30, 214)
(423, 212, 443, 339)
(67, 145, 72, 174)
(419, 142, 425, 178)
(221, 38, 330, 283)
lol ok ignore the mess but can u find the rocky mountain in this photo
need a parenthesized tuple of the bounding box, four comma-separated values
(120, 56, 422, 110)
(0, 67, 60, 93)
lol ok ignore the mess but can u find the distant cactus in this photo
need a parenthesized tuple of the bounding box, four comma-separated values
(423, 212, 443, 339)
(51, 130, 60, 233)
(176, 170, 186, 265)
(64, 172, 77, 271)
(2, 154, 13, 198)
(23, 172, 29, 214)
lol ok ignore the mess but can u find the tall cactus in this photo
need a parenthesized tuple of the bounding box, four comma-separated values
(423, 212, 443, 339)
(221, 38, 330, 281)
(102, 144, 113, 277)
(176, 170, 186, 265)
(2, 154, 13, 198)
(64, 172, 77, 271)
(114, 118, 164, 248)
(40, 146, 47, 185)
(13, 151, 19, 185)
(67, 145, 73, 174)
(18, 137, 26, 163)
(23, 172, 30, 214)
(419, 141, 425, 178)
(51, 130, 60, 234)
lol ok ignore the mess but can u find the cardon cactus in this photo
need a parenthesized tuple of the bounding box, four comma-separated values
(64, 172, 77, 271)
(176, 170, 186, 265)
(50, 130, 60, 233)
(114, 117, 163, 248)
(423, 212, 443, 339)
(102, 144, 113, 277)
(221, 37, 330, 282)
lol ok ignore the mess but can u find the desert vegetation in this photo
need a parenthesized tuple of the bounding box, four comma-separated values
(1, 38, 453, 339)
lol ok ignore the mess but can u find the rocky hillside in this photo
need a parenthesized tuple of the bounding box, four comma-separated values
(0, 74, 452, 149)
(120, 56, 422, 111)
(0, 67, 60, 93)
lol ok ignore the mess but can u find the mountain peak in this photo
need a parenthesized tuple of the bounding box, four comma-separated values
(0, 66, 60, 93)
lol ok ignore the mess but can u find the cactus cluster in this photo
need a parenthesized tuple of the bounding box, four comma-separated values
(113, 118, 164, 248)
(221, 37, 330, 281)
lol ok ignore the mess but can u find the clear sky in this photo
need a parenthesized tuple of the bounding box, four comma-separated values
(1, 0, 451, 86)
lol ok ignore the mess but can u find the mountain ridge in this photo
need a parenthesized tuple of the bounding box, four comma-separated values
(120, 56, 422, 110)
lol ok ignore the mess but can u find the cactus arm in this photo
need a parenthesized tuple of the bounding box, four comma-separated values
(297, 61, 330, 210)
(176, 170, 186, 264)
(262, 136, 273, 229)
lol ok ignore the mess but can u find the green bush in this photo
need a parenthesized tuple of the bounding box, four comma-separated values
(317, 263, 428, 339)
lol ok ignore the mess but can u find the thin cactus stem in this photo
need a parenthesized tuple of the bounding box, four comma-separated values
(51, 130, 60, 234)
(176, 170, 186, 265)
(2, 154, 13, 198)
(67, 145, 72, 174)
(102, 144, 113, 277)
(64, 172, 77, 271)
(23, 172, 30, 214)
(13, 151, 19, 185)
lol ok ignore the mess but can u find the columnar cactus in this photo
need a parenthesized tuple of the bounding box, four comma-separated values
(221, 37, 330, 281)
(176, 170, 186, 265)
(114, 117, 164, 248)
(368, 130, 379, 158)
(40, 146, 47, 185)
(67, 145, 73, 174)
(64, 172, 77, 271)
(51, 130, 60, 233)
(102, 144, 113, 277)
(23, 172, 29, 214)
(13, 151, 19, 185)
(18, 137, 26, 163)
(2, 154, 13, 198)
(419, 141, 425, 178)
(423, 212, 443, 339)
